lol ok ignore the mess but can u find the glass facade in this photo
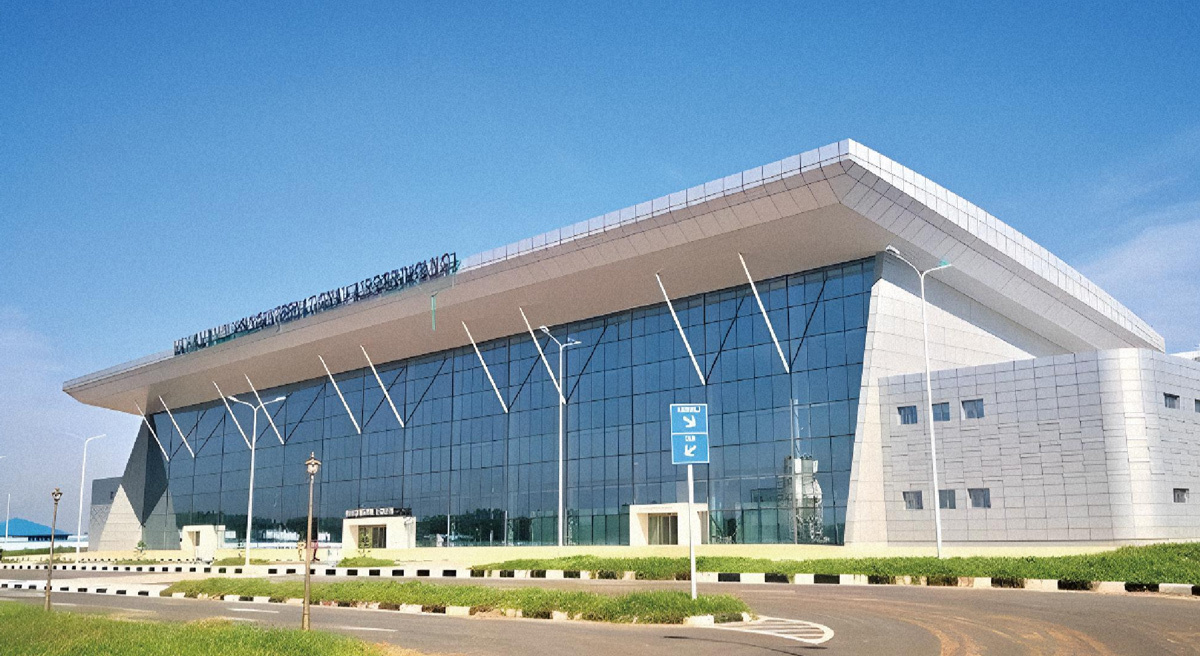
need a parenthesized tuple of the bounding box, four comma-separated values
(146, 257, 874, 548)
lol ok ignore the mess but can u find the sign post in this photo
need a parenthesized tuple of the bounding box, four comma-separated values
(670, 403, 709, 600)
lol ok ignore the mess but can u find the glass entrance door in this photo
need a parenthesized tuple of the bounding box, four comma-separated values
(647, 514, 679, 545)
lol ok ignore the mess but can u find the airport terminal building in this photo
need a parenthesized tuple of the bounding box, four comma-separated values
(66, 140, 1200, 553)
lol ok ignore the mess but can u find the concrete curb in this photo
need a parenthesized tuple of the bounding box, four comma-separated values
(0, 579, 168, 597)
(6, 580, 743, 626)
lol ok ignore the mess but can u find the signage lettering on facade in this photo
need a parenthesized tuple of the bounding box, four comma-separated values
(344, 507, 412, 519)
(174, 252, 459, 355)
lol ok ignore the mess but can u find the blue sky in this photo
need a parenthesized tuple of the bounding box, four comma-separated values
(2, 2, 1198, 525)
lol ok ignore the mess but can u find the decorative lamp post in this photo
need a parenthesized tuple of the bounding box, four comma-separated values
(538, 326, 581, 547)
(301, 452, 321, 631)
(75, 435, 105, 555)
(44, 487, 63, 611)
(885, 245, 952, 559)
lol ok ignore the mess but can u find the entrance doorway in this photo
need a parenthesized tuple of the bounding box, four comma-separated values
(647, 514, 679, 545)
(358, 525, 387, 549)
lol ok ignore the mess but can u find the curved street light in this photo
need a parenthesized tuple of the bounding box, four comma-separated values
(885, 245, 952, 559)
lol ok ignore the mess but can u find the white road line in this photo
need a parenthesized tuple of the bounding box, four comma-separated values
(228, 607, 279, 614)
(711, 616, 835, 646)
(219, 617, 258, 622)
(338, 626, 397, 633)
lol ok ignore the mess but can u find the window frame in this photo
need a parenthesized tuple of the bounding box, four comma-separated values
(902, 490, 923, 510)
(938, 489, 956, 509)
(1164, 393, 1180, 410)
(1174, 488, 1189, 504)
(932, 402, 950, 422)
(897, 405, 919, 426)
(967, 487, 991, 509)
(961, 399, 985, 420)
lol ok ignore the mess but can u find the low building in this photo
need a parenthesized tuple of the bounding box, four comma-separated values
(64, 139, 1198, 551)
(1, 518, 71, 544)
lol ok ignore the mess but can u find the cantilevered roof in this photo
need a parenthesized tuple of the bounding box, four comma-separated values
(64, 139, 1163, 414)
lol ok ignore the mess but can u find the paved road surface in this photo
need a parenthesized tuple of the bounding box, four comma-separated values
(4, 570, 1199, 655)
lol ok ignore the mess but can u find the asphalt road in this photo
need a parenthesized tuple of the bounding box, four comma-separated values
(3, 570, 1199, 655)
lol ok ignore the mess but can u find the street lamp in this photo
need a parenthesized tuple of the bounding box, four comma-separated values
(74, 435, 105, 555)
(539, 326, 581, 547)
(226, 394, 287, 568)
(301, 452, 321, 631)
(44, 487, 63, 611)
(885, 245, 952, 559)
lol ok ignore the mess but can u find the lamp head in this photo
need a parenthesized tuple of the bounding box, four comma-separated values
(539, 326, 551, 336)
(305, 452, 322, 476)
(270, 396, 286, 404)
(51, 487, 63, 502)
(884, 245, 901, 257)
(227, 394, 242, 403)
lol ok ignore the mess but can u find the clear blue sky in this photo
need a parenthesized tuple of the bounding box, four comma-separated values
(2, 2, 1198, 525)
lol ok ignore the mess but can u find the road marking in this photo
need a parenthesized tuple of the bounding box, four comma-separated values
(338, 626, 397, 633)
(219, 617, 258, 622)
(228, 607, 279, 614)
(711, 616, 835, 645)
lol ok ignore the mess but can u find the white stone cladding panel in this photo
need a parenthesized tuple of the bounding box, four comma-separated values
(879, 349, 1200, 543)
(844, 257, 1067, 544)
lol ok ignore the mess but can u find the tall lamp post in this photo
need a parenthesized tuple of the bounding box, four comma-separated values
(44, 487, 63, 611)
(301, 452, 321, 631)
(539, 326, 581, 547)
(75, 435, 105, 555)
(226, 394, 286, 568)
(885, 245, 952, 559)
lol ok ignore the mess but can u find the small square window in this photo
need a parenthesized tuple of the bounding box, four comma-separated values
(903, 490, 923, 510)
(932, 402, 950, 422)
(1175, 488, 1190, 503)
(897, 406, 918, 425)
(968, 488, 991, 508)
(1164, 393, 1180, 409)
(939, 489, 956, 509)
(961, 399, 985, 420)
(1195, 399, 1200, 413)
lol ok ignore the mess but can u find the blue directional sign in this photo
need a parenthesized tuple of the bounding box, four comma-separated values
(671, 433, 709, 464)
(670, 404, 709, 465)
(670, 404, 708, 435)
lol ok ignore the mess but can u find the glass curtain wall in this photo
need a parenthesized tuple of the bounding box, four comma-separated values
(151, 257, 872, 548)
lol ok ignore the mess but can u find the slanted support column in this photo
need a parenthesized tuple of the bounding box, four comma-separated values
(361, 345, 405, 428)
(319, 355, 362, 435)
(738, 253, 790, 374)
(463, 322, 509, 413)
(245, 375, 285, 444)
(134, 401, 170, 462)
(157, 396, 195, 458)
(214, 381, 251, 449)
(655, 273, 706, 386)
(519, 307, 565, 404)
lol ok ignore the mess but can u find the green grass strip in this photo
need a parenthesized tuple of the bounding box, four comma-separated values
(163, 578, 749, 624)
(336, 556, 397, 568)
(0, 600, 393, 656)
(211, 557, 271, 566)
(473, 542, 1200, 584)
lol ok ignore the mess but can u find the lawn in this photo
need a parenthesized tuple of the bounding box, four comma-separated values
(336, 556, 397, 567)
(211, 557, 272, 566)
(0, 601, 415, 656)
(163, 578, 749, 623)
(473, 542, 1200, 584)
